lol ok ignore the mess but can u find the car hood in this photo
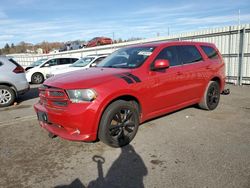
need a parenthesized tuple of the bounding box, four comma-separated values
(44, 67, 132, 89)
(26, 66, 39, 73)
(25, 66, 34, 71)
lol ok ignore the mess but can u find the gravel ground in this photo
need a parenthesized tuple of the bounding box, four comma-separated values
(0, 84, 249, 188)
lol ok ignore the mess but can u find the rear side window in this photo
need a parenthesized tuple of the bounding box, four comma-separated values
(155, 46, 181, 66)
(201, 46, 219, 59)
(9, 58, 22, 67)
(179, 45, 203, 64)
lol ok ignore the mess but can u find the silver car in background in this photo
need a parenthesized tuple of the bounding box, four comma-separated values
(0, 56, 30, 107)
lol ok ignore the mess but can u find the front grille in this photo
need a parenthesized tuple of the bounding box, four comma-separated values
(49, 91, 65, 97)
(39, 85, 68, 107)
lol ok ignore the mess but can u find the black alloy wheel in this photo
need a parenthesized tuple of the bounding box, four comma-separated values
(206, 82, 220, 110)
(99, 100, 139, 147)
(109, 108, 136, 141)
(198, 81, 220, 110)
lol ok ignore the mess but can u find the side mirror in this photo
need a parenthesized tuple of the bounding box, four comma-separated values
(152, 59, 170, 70)
(44, 64, 50, 67)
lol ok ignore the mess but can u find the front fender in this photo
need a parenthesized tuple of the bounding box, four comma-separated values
(91, 89, 142, 136)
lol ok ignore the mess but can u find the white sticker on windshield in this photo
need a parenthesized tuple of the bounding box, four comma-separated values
(138, 51, 152, 56)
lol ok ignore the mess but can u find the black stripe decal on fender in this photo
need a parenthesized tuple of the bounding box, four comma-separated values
(116, 75, 134, 84)
(124, 73, 141, 83)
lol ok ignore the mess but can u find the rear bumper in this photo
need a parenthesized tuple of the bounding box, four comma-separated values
(34, 101, 99, 141)
(17, 85, 30, 95)
(14, 78, 30, 96)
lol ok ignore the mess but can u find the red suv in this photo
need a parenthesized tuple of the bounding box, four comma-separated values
(34, 41, 225, 147)
(86, 37, 113, 47)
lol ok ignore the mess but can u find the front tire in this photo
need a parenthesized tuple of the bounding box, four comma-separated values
(0, 85, 16, 107)
(31, 73, 44, 84)
(98, 100, 139, 147)
(199, 81, 220, 110)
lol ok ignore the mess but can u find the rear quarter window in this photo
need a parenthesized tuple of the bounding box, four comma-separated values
(9, 58, 22, 67)
(201, 46, 219, 59)
(179, 45, 203, 64)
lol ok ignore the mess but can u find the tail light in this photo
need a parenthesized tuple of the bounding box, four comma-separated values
(13, 66, 25, 73)
(9, 58, 25, 73)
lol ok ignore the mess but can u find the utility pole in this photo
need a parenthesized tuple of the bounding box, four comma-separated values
(237, 9, 241, 85)
(112, 32, 115, 43)
(238, 9, 241, 26)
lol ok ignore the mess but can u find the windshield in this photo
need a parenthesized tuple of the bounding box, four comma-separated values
(70, 57, 95, 67)
(97, 46, 155, 68)
(30, 58, 48, 67)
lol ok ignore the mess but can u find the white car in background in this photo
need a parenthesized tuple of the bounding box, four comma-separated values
(25, 58, 48, 71)
(25, 57, 79, 84)
(46, 55, 107, 79)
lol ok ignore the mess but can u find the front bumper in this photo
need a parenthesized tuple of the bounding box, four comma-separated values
(34, 101, 99, 141)
(46, 74, 54, 79)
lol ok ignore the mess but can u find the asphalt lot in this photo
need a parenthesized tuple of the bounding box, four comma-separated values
(0, 84, 249, 188)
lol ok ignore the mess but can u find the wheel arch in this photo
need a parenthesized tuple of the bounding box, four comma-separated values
(95, 94, 142, 140)
(210, 76, 223, 92)
(32, 71, 44, 78)
(0, 82, 17, 97)
(109, 95, 141, 114)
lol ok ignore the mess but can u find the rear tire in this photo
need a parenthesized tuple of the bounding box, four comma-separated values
(0, 85, 16, 107)
(98, 100, 139, 147)
(31, 73, 44, 84)
(199, 81, 220, 110)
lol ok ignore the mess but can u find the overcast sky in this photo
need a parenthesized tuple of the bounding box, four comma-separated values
(0, 0, 250, 47)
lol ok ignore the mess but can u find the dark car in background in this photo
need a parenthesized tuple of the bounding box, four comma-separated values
(59, 41, 85, 52)
(86, 37, 113, 47)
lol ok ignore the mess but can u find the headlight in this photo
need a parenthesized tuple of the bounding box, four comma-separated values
(66, 89, 97, 103)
